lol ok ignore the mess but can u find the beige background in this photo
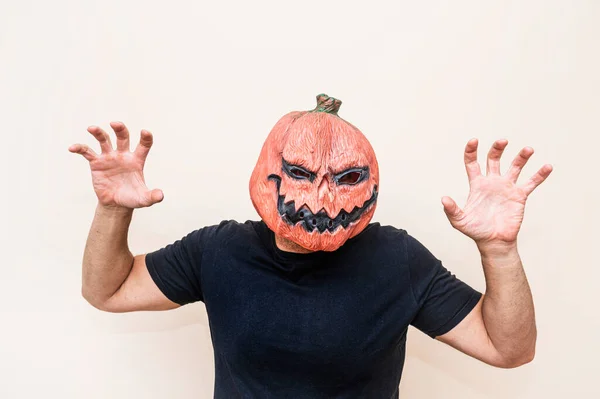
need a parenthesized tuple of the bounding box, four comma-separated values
(1, 0, 599, 397)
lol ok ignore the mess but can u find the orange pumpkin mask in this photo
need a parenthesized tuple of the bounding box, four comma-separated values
(249, 94, 379, 252)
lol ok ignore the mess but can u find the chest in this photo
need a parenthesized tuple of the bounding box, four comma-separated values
(202, 252, 415, 384)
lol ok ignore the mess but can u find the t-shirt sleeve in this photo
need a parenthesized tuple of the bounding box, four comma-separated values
(406, 234, 482, 338)
(145, 226, 217, 306)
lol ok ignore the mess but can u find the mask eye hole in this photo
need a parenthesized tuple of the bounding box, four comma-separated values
(335, 167, 369, 186)
(282, 158, 315, 182)
(290, 167, 311, 180)
(338, 171, 362, 185)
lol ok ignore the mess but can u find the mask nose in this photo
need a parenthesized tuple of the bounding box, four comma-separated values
(318, 174, 334, 202)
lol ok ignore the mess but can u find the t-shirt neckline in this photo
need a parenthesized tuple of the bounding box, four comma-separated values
(260, 221, 328, 264)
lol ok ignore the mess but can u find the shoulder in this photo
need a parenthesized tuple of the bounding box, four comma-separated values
(360, 224, 447, 292)
(352, 223, 437, 263)
(373, 223, 409, 242)
(197, 219, 263, 242)
(340, 222, 413, 265)
(201, 219, 266, 251)
(176, 220, 262, 251)
(353, 222, 409, 250)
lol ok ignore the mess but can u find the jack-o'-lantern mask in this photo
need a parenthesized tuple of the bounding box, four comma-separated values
(249, 94, 379, 252)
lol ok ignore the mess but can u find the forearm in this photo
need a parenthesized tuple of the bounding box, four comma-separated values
(81, 203, 135, 307)
(478, 242, 536, 365)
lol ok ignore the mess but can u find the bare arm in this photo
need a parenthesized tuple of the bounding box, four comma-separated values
(81, 204, 134, 307)
(479, 244, 536, 364)
(435, 138, 552, 368)
(437, 244, 535, 368)
(71, 122, 178, 312)
(81, 204, 178, 312)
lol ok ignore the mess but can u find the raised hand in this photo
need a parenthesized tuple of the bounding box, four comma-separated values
(442, 139, 552, 248)
(69, 122, 164, 209)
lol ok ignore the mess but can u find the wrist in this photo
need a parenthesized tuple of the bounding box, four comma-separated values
(476, 240, 519, 259)
(96, 202, 134, 217)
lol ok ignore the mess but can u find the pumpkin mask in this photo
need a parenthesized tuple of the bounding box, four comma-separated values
(249, 94, 379, 252)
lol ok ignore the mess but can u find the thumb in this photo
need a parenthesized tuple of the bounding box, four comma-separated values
(441, 196, 463, 220)
(143, 189, 164, 206)
(150, 189, 164, 204)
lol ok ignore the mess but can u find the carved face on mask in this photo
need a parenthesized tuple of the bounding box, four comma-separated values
(249, 94, 379, 252)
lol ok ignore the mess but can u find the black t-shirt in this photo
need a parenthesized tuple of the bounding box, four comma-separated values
(146, 220, 481, 398)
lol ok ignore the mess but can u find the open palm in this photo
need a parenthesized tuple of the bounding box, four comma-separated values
(442, 139, 552, 245)
(69, 122, 164, 209)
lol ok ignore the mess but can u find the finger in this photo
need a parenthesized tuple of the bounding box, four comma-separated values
(442, 196, 465, 221)
(87, 126, 113, 153)
(464, 138, 481, 182)
(506, 146, 534, 183)
(486, 139, 508, 175)
(68, 144, 98, 162)
(522, 164, 553, 196)
(110, 121, 130, 152)
(134, 129, 153, 161)
(142, 189, 164, 207)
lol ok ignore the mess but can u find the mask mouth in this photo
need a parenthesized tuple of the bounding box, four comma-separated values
(267, 174, 378, 233)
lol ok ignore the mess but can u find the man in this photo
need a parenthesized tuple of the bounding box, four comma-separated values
(70, 94, 552, 398)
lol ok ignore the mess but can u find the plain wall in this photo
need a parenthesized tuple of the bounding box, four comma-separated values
(1, 1, 598, 397)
